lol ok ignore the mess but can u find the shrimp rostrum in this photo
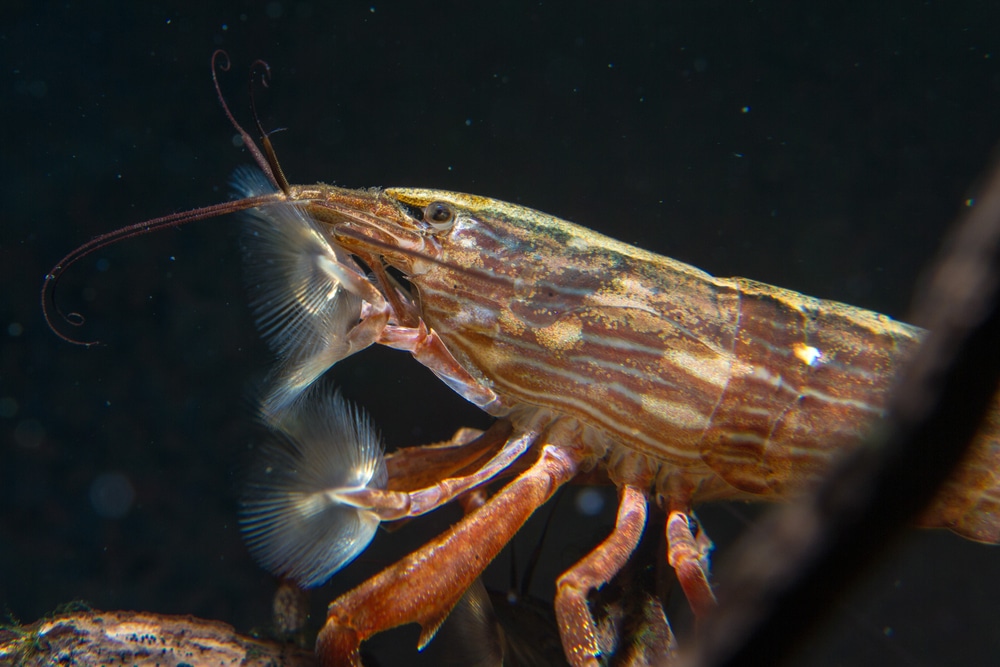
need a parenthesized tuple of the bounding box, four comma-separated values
(43, 54, 1000, 667)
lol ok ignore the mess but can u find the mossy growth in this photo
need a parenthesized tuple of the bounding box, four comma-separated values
(0, 601, 91, 664)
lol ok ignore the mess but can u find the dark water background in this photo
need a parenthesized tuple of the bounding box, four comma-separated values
(3, 2, 1000, 665)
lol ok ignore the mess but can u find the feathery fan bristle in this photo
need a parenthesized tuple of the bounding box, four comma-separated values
(234, 167, 365, 417)
(239, 384, 387, 588)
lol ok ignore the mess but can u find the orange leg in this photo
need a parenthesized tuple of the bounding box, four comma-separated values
(376, 426, 499, 535)
(666, 510, 717, 618)
(339, 420, 542, 521)
(554, 484, 648, 667)
(383, 423, 506, 493)
(315, 442, 583, 666)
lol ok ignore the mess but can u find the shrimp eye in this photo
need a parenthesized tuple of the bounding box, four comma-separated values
(423, 201, 456, 232)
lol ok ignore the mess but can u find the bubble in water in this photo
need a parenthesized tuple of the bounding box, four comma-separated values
(574, 487, 605, 516)
(89, 472, 136, 519)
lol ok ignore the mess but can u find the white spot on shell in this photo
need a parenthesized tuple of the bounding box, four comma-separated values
(793, 343, 822, 366)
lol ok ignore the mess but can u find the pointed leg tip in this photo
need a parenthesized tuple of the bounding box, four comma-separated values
(665, 510, 718, 618)
(316, 621, 362, 667)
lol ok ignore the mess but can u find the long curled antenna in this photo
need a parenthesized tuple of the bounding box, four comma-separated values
(248, 58, 291, 195)
(41, 193, 285, 346)
(41, 51, 290, 345)
(211, 50, 283, 191)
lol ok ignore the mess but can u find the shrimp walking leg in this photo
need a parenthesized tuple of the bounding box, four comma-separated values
(666, 510, 718, 618)
(315, 442, 582, 666)
(554, 484, 649, 667)
(383, 423, 508, 492)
